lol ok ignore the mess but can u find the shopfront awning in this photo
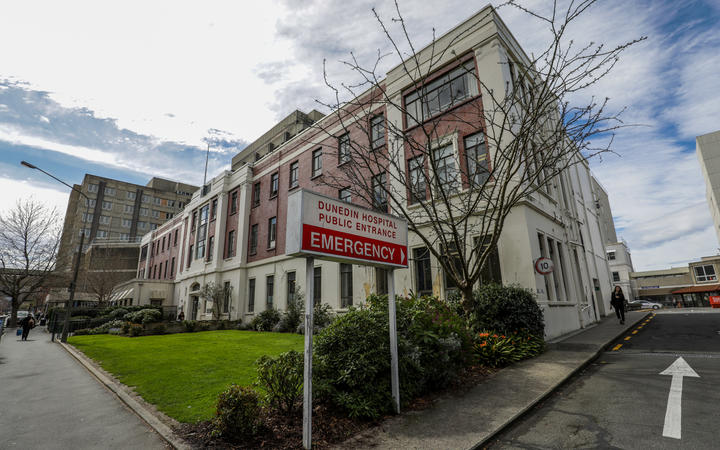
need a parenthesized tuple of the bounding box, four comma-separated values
(671, 284, 720, 294)
(110, 288, 134, 302)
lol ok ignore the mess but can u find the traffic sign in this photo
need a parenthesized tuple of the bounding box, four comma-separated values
(535, 257, 554, 275)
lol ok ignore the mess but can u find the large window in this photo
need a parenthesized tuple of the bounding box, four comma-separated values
(312, 149, 322, 177)
(404, 60, 478, 126)
(413, 247, 432, 295)
(370, 115, 385, 150)
(227, 230, 236, 257)
(376, 267, 388, 295)
(408, 156, 426, 203)
(268, 217, 277, 249)
(248, 278, 255, 313)
(271, 172, 279, 197)
(372, 172, 387, 212)
(442, 244, 464, 293)
(289, 161, 299, 189)
(287, 271, 296, 306)
(612, 271, 620, 282)
(464, 132, 489, 186)
(338, 133, 350, 164)
(340, 263, 353, 307)
(102, 201, 112, 211)
(607, 251, 616, 261)
(230, 191, 238, 214)
(253, 182, 261, 207)
(207, 236, 215, 261)
(314, 267, 322, 306)
(694, 264, 717, 282)
(474, 236, 503, 285)
(249, 224, 258, 255)
(433, 144, 458, 192)
(211, 198, 218, 220)
(266, 275, 274, 309)
(195, 204, 209, 259)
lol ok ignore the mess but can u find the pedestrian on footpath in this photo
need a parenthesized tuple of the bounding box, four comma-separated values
(19, 314, 35, 341)
(610, 286, 626, 324)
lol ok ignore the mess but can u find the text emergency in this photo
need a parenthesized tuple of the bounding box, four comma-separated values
(302, 224, 407, 266)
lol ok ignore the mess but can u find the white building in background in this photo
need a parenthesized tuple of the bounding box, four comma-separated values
(697, 130, 720, 246)
(113, 5, 617, 340)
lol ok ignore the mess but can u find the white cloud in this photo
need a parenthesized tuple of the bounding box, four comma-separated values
(0, 176, 70, 218)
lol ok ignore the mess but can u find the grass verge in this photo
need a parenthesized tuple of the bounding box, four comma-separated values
(68, 330, 304, 423)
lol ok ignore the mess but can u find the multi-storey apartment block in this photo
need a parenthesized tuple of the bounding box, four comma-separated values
(115, 6, 616, 339)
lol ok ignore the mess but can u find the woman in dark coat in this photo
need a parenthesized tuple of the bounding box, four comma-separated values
(19, 314, 35, 341)
(610, 286, 626, 324)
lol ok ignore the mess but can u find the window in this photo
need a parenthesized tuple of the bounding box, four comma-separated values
(612, 271, 620, 282)
(289, 161, 299, 189)
(187, 244, 193, 267)
(170, 257, 175, 277)
(85, 199, 96, 208)
(249, 224, 258, 255)
(312, 149, 322, 177)
(227, 230, 236, 258)
(164, 260, 168, 278)
(268, 217, 277, 249)
(96, 230, 108, 238)
(270, 173, 279, 197)
(78, 228, 90, 237)
(207, 236, 215, 260)
(408, 156, 426, 203)
(376, 267, 389, 295)
(266, 275, 274, 308)
(168, 200, 175, 207)
(154, 197, 162, 205)
(118, 233, 129, 241)
(253, 183, 261, 207)
(607, 251, 616, 261)
(150, 223, 158, 230)
(174, 229, 179, 246)
(161, 236, 166, 251)
(104, 187, 116, 196)
(248, 279, 256, 313)
(191, 211, 197, 230)
(339, 188, 351, 203)
(140, 207, 149, 216)
(442, 244, 464, 293)
(694, 264, 717, 282)
(230, 191, 238, 214)
(314, 267, 322, 306)
(465, 132, 489, 186)
(82, 213, 94, 223)
(99, 215, 110, 225)
(474, 236, 503, 285)
(414, 247, 432, 295)
(338, 133, 350, 164)
(151, 210, 160, 218)
(140, 245, 148, 261)
(142, 195, 150, 203)
(102, 201, 112, 211)
(433, 144, 458, 192)
(340, 263, 353, 307)
(223, 281, 231, 314)
(196, 204, 209, 259)
(370, 115, 385, 149)
(124, 204, 134, 214)
(404, 60, 478, 126)
(287, 272, 296, 306)
(211, 198, 218, 220)
(137, 221, 146, 230)
(372, 173, 387, 212)
(87, 184, 99, 193)
(166, 212, 174, 219)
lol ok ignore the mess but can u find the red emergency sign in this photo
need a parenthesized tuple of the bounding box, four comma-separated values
(302, 224, 407, 266)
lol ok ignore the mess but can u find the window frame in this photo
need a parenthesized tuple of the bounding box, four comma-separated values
(266, 275, 274, 309)
(340, 263, 353, 308)
(267, 217, 277, 249)
(338, 133, 350, 164)
(253, 182, 261, 207)
(249, 224, 258, 255)
(312, 148, 323, 177)
(270, 172, 279, 198)
(370, 114, 385, 150)
(289, 161, 299, 189)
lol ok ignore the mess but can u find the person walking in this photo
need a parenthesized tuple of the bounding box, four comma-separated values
(610, 286, 626, 324)
(19, 314, 35, 341)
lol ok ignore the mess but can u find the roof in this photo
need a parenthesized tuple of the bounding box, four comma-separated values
(671, 284, 720, 294)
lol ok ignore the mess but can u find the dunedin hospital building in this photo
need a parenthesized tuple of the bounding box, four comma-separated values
(115, 6, 615, 340)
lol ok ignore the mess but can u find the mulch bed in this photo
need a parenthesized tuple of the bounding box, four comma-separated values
(177, 364, 495, 449)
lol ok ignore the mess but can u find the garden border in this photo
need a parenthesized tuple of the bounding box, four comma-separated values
(58, 340, 191, 450)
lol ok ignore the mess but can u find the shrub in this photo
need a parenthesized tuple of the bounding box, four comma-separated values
(182, 320, 197, 332)
(465, 284, 545, 337)
(255, 351, 304, 415)
(73, 328, 90, 336)
(151, 323, 167, 335)
(124, 308, 163, 325)
(212, 385, 263, 441)
(276, 292, 303, 333)
(296, 303, 335, 334)
(128, 324, 143, 337)
(196, 321, 211, 332)
(474, 331, 545, 367)
(251, 308, 281, 331)
(108, 308, 129, 320)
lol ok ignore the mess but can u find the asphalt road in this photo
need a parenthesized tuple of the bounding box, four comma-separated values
(489, 309, 720, 449)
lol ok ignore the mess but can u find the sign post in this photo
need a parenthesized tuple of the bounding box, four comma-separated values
(286, 189, 409, 449)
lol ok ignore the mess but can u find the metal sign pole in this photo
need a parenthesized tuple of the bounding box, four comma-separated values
(303, 257, 315, 449)
(387, 268, 400, 413)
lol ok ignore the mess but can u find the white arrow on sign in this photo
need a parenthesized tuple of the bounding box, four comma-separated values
(660, 357, 699, 440)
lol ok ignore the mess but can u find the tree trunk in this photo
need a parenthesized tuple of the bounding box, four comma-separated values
(9, 297, 19, 328)
(460, 285, 474, 314)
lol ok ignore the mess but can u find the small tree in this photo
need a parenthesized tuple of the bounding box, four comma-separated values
(200, 281, 233, 322)
(0, 199, 61, 326)
(315, 1, 643, 310)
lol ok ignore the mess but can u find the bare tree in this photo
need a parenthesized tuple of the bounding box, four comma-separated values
(200, 281, 232, 322)
(78, 245, 137, 305)
(0, 199, 61, 326)
(313, 0, 644, 309)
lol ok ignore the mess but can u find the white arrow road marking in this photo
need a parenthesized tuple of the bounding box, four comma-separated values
(660, 357, 699, 440)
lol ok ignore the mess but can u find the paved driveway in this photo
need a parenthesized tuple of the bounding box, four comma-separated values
(0, 327, 168, 449)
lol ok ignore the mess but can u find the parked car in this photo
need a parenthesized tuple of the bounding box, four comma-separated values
(627, 299, 663, 310)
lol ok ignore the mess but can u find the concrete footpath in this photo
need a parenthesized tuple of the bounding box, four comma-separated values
(0, 327, 168, 449)
(339, 311, 649, 450)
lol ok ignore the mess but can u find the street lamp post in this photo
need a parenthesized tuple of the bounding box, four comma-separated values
(21, 161, 91, 343)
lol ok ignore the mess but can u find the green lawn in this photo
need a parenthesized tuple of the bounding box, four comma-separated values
(68, 330, 304, 423)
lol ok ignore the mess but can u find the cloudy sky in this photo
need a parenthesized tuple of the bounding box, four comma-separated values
(1, 0, 719, 271)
